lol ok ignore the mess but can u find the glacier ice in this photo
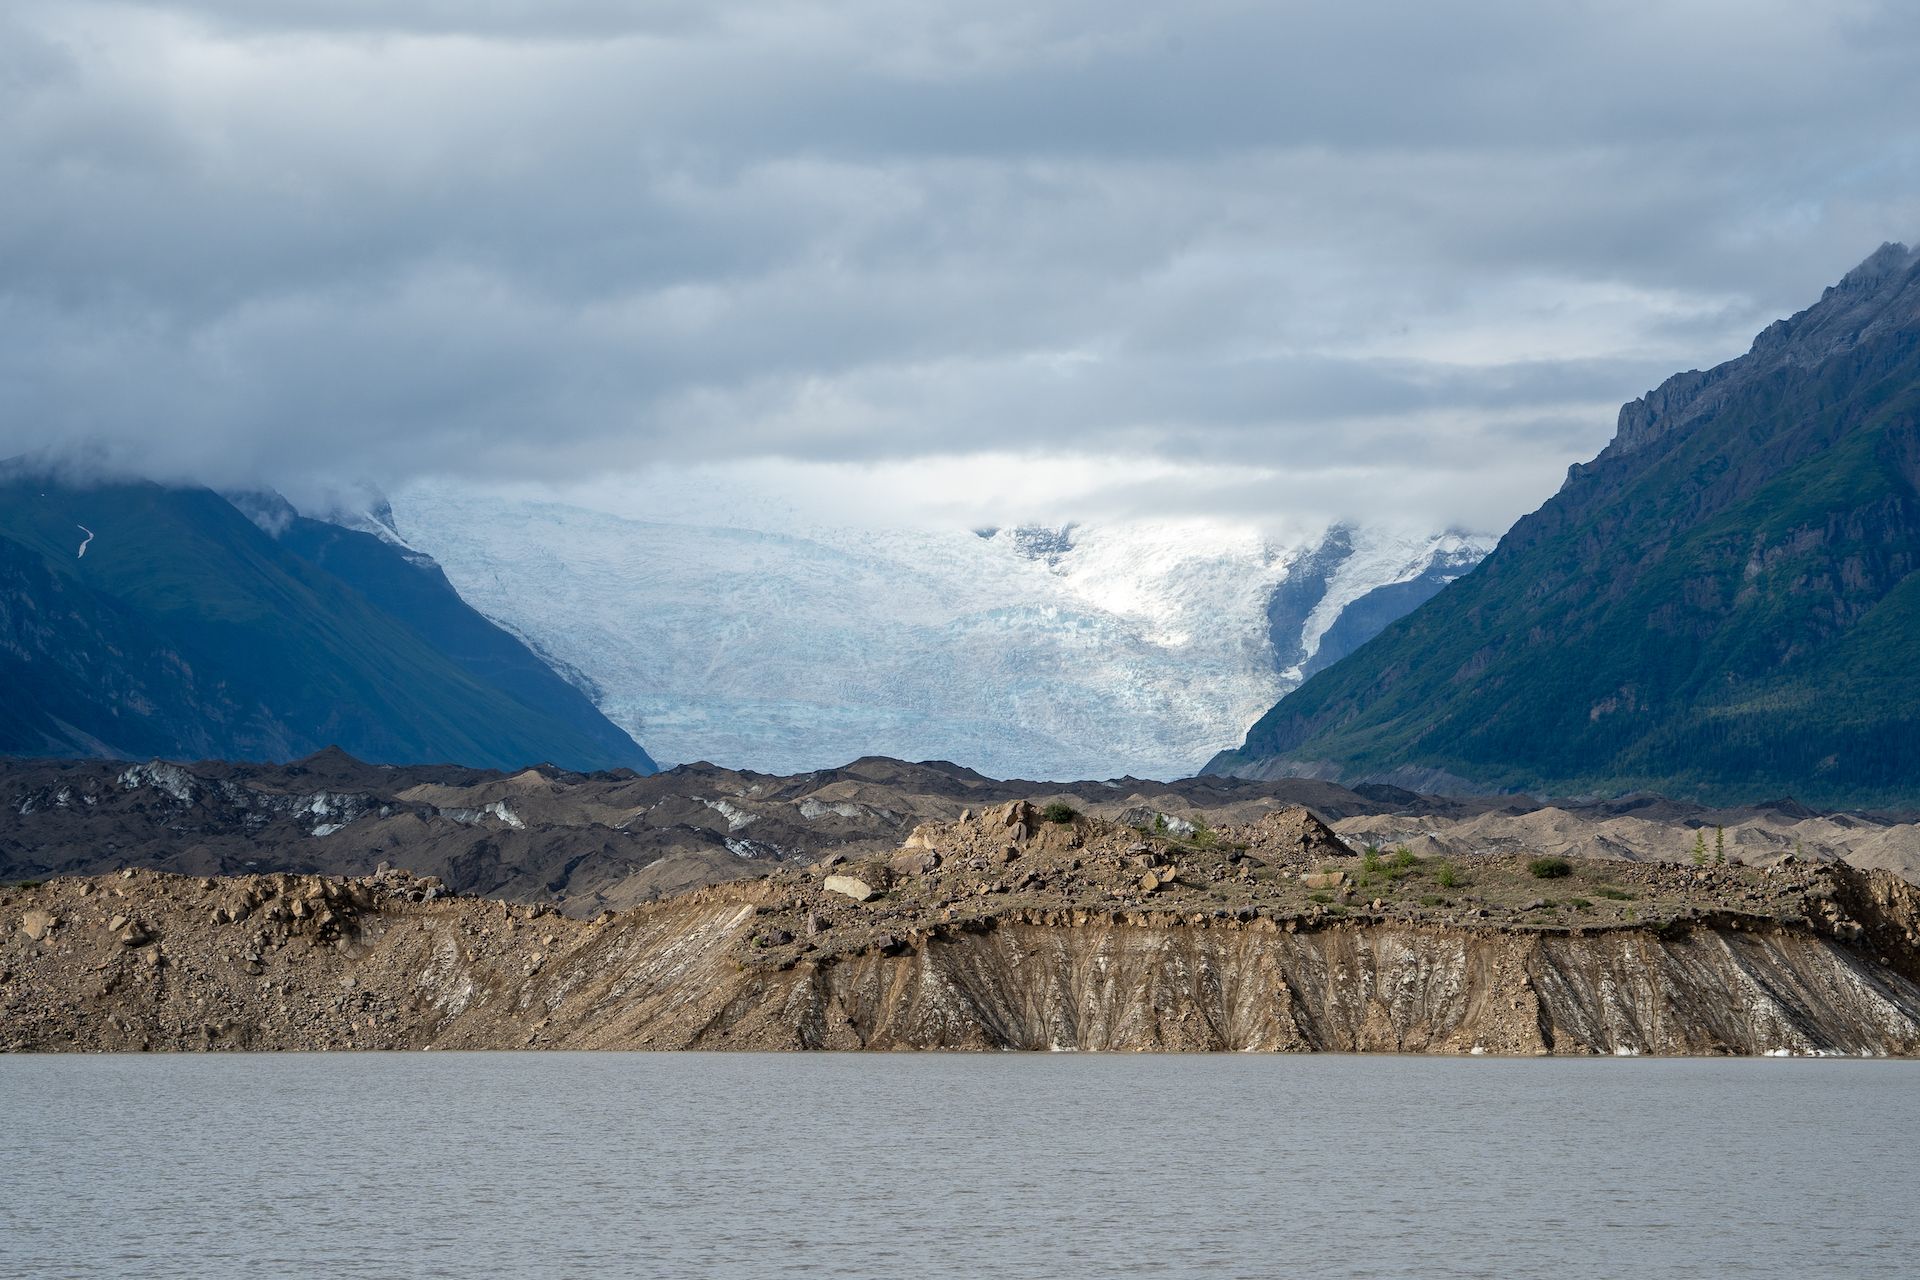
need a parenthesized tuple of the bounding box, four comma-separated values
(388, 481, 1490, 780)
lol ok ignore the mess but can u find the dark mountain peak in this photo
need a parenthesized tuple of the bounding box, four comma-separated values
(1836, 241, 1919, 291)
(1212, 242, 1920, 806)
(1605, 239, 1920, 462)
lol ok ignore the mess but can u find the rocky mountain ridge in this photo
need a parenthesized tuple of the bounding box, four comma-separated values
(1212, 242, 1920, 805)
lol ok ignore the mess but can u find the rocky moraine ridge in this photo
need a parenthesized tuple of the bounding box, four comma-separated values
(6, 803, 1919, 1055)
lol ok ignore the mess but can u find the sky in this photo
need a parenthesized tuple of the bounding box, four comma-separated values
(4, 0, 1919, 535)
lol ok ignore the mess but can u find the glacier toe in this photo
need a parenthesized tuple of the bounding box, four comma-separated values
(389, 482, 1489, 780)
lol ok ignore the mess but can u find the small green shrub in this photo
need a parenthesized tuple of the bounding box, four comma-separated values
(1528, 857, 1572, 880)
(1041, 802, 1078, 824)
(1361, 847, 1382, 875)
(1597, 886, 1633, 901)
(1435, 861, 1459, 889)
(12, 879, 44, 890)
(1419, 894, 1444, 907)
(1569, 898, 1593, 911)
(1309, 891, 1333, 905)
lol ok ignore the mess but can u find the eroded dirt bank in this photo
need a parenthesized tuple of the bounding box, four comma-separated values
(6, 825, 1919, 1055)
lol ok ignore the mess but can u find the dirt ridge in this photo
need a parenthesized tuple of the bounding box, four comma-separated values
(5, 804, 1918, 1054)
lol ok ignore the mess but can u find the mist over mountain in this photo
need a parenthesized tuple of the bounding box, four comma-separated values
(1211, 243, 1920, 806)
(0, 470, 655, 773)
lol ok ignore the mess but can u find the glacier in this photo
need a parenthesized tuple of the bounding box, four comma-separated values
(388, 481, 1491, 780)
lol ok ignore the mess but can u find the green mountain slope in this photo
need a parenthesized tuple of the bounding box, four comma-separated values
(0, 474, 655, 772)
(1208, 242, 1920, 806)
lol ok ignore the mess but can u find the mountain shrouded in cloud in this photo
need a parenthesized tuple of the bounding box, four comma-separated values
(0, 471, 657, 772)
(3, 1, 1920, 534)
(1210, 243, 1920, 806)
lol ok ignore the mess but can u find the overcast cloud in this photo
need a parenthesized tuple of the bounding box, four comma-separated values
(4, 0, 1919, 531)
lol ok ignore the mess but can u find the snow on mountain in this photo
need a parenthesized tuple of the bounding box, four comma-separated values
(388, 480, 1491, 780)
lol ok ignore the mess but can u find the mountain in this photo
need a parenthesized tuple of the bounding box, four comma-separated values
(1209, 242, 1920, 806)
(388, 480, 1491, 779)
(0, 472, 656, 772)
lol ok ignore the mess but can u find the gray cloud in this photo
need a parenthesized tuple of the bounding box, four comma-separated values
(3, 0, 1918, 532)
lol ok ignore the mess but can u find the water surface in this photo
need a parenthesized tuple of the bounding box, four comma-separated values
(4, 1053, 1914, 1278)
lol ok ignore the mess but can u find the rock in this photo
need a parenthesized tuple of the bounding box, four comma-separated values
(1140, 873, 1162, 893)
(1301, 872, 1347, 890)
(806, 910, 826, 936)
(107, 914, 129, 932)
(20, 909, 56, 941)
(760, 928, 795, 947)
(817, 853, 846, 870)
(891, 848, 940, 876)
(824, 875, 877, 903)
(118, 925, 153, 947)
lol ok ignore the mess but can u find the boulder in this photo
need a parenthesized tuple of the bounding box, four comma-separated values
(824, 875, 877, 903)
(20, 909, 56, 941)
(891, 847, 940, 876)
(1301, 872, 1347, 890)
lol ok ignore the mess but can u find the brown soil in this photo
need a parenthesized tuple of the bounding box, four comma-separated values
(5, 804, 1919, 1055)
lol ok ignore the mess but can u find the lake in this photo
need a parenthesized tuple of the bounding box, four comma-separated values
(3, 1053, 1915, 1278)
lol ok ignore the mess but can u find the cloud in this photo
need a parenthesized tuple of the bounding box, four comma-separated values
(2, 0, 1918, 533)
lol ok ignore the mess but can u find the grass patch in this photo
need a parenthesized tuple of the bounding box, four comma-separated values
(1597, 886, 1634, 901)
(1419, 894, 1445, 907)
(1528, 857, 1572, 880)
(1309, 891, 1333, 905)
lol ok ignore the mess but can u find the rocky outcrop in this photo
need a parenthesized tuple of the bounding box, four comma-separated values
(4, 817, 1918, 1055)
